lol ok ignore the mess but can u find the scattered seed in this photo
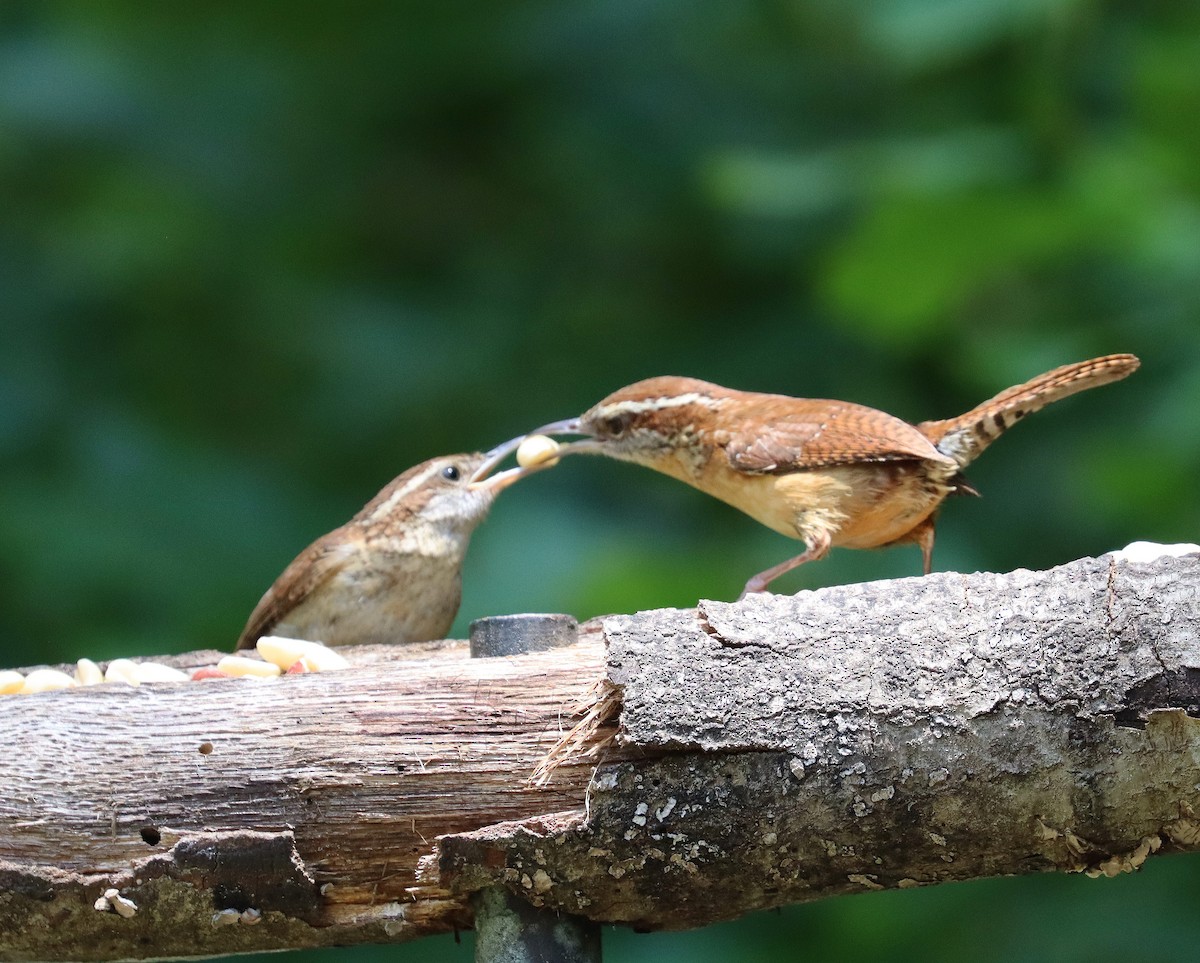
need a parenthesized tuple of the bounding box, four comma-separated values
(20, 669, 79, 693)
(75, 658, 104, 686)
(131, 662, 190, 684)
(256, 636, 348, 673)
(104, 659, 141, 687)
(215, 655, 282, 679)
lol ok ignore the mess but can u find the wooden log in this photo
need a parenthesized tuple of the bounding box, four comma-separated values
(0, 630, 619, 959)
(2, 548, 1198, 960)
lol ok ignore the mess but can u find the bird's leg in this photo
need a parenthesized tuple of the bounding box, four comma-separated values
(912, 518, 936, 575)
(740, 531, 832, 599)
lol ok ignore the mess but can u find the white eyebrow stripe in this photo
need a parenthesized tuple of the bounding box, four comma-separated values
(599, 393, 725, 416)
(367, 463, 443, 519)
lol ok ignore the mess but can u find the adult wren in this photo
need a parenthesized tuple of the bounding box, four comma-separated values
(525, 354, 1139, 596)
(236, 451, 531, 650)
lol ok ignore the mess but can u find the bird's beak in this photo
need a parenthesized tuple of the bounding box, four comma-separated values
(468, 444, 529, 493)
(525, 418, 606, 456)
(467, 418, 600, 492)
(468, 464, 527, 493)
(466, 434, 554, 492)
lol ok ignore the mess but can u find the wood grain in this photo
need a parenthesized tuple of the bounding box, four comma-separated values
(0, 630, 614, 958)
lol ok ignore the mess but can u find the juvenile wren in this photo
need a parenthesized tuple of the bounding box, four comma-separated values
(525, 354, 1139, 595)
(236, 452, 529, 650)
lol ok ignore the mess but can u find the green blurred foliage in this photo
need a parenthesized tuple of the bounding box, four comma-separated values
(1, 0, 1198, 960)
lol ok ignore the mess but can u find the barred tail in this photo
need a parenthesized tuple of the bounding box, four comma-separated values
(917, 353, 1139, 469)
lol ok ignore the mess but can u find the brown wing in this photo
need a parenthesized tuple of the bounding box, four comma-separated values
(234, 529, 356, 650)
(723, 398, 951, 474)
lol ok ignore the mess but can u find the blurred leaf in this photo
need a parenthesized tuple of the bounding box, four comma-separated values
(819, 189, 1097, 343)
(857, 0, 1086, 70)
(703, 128, 1028, 218)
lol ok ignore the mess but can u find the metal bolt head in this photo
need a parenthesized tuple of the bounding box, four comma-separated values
(469, 614, 578, 658)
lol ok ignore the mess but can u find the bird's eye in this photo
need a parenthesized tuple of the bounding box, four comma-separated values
(441, 465, 461, 482)
(602, 413, 630, 437)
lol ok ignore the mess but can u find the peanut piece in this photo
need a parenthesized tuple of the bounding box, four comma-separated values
(516, 434, 561, 468)
(215, 655, 282, 679)
(256, 636, 349, 672)
(20, 668, 79, 693)
(76, 658, 104, 685)
(131, 662, 190, 684)
(104, 659, 141, 686)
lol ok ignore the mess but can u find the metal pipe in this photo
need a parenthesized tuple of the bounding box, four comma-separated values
(468, 613, 601, 963)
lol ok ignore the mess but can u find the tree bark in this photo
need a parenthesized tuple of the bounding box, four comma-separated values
(2, 550, 1198, 960)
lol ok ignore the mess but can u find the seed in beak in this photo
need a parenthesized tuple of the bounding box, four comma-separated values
(517, 434, 561, 468)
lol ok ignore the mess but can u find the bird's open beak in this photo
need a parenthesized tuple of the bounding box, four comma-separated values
(467, 433, 556, 492)
(468, 464, 527, 493)
(468, 448, 531, 493)
(467, 418, 600, 491)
